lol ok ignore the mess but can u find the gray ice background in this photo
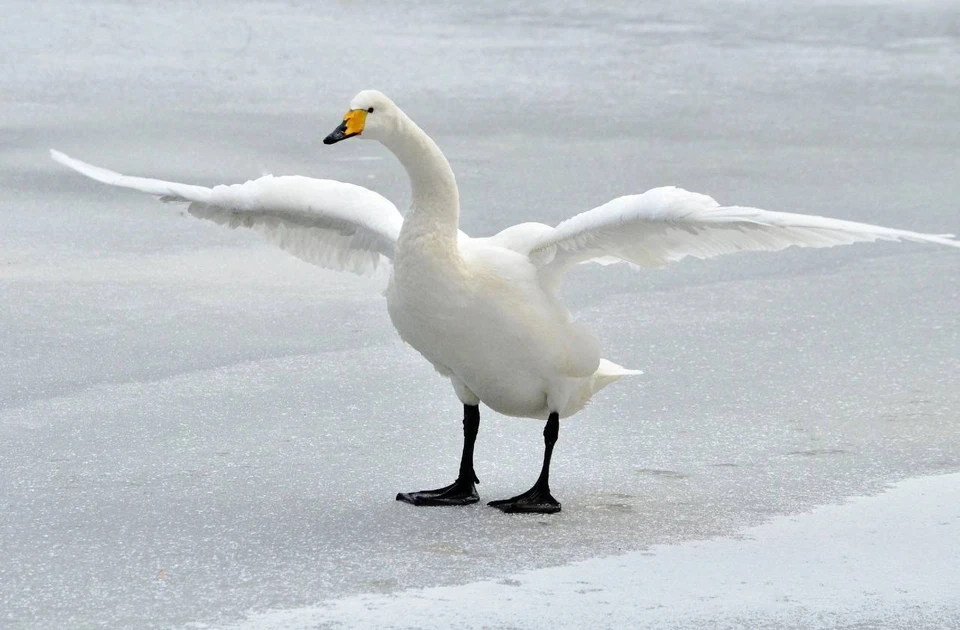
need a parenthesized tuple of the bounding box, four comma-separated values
(224, 473, 960, 629)
(1, 0, 959, 628)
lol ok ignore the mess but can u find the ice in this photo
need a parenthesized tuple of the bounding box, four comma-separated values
(222, 472, 960, 629)
(2, 0, 959, 628)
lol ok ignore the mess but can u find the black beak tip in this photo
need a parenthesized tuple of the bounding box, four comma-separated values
(324, 121, 350, 145)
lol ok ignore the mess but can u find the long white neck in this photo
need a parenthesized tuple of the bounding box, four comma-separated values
(381, 113, 460, 243)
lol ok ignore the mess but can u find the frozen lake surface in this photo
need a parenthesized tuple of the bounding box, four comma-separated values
(222, 472, 960, 629)
(2, 0, 959, 628)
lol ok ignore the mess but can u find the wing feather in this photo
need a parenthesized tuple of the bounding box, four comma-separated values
(51, 150, 403, 275)
(522, 186, 959, 287)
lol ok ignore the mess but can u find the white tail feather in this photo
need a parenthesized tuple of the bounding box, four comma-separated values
(564, 359, 642, 417)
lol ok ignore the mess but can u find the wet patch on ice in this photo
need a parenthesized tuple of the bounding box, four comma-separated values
(420, 543, 469, 555)
(787, 448, 850, 457)
(583, 502, 634, 514)
(635, 468, 689, 479)
(363, 578, 399, 591)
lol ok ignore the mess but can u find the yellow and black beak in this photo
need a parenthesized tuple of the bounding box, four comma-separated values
(324, 109, 367, 144)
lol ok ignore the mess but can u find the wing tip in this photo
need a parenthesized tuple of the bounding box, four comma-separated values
(49, 148, 89, 174)
(50, 148, 70, 165)
(48, 148, 124, 186)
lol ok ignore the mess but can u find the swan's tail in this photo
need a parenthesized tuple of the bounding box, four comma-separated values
(564, 359, 642, 417)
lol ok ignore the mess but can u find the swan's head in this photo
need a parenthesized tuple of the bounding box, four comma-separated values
(323, 90, 399, 145)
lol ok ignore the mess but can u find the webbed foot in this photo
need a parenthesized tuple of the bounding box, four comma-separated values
(396, 476, 479, 506)
(488, 484, 561, 514)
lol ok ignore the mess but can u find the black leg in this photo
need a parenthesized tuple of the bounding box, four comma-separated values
(488, 412, 561, 514)
(396, 404, 480, 506)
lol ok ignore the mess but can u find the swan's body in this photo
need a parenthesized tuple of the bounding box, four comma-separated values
(51, 89, 960, 513)
(389, 230, 612, 420)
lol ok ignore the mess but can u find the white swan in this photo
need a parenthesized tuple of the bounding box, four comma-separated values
(51, 90, 960, 514)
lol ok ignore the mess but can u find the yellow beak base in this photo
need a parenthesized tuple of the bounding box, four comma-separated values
(323, 109, 367, 144)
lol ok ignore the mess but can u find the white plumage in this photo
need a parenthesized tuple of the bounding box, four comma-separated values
(530, 186, 960, 269)
(51, 150, 958, 286)
(50, 150, 402, 275)
(51, 90, 960, 512)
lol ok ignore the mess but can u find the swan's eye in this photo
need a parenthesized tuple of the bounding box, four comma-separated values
(367, 107, 374, 113)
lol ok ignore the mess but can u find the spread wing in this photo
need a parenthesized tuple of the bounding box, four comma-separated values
(511, 186, 959, 290)
(51, 150, 403, 275)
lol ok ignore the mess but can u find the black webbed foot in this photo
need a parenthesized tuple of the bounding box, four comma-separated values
(488, 484, 561, 514)
(396, 476, 479, 506)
